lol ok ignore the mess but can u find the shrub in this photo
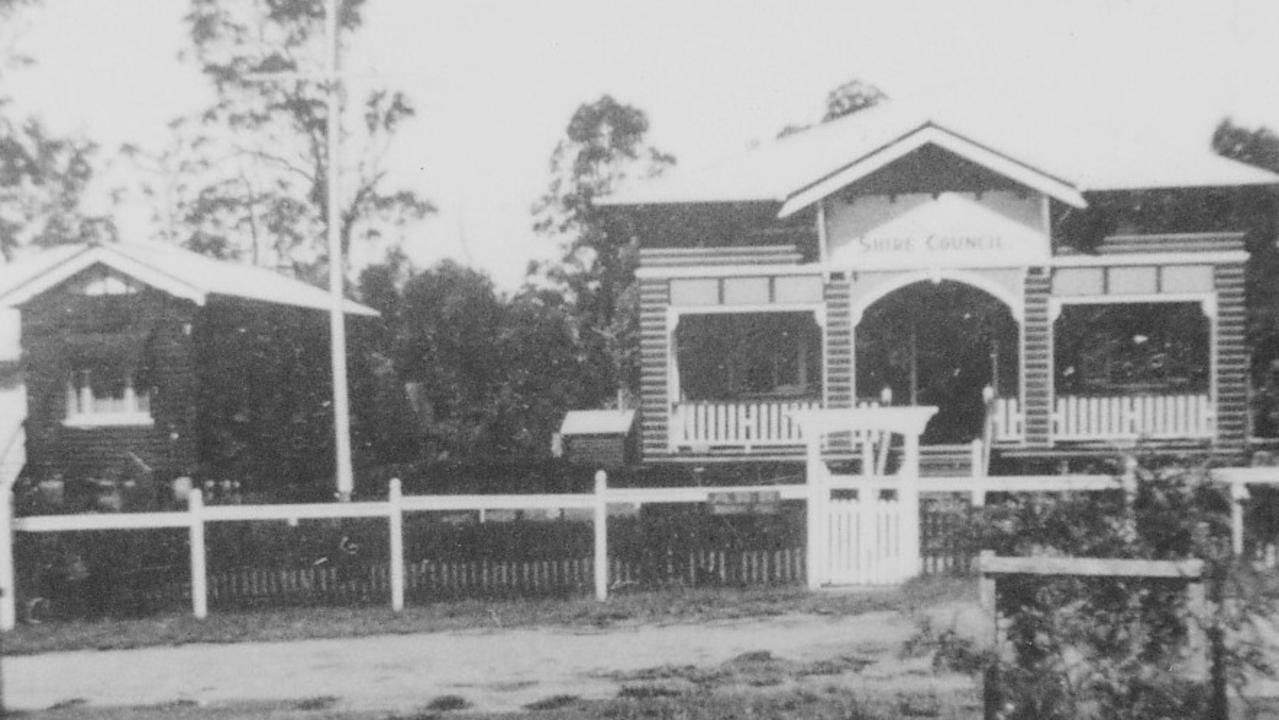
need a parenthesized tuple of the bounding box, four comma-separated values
(974, 460, 1275, 720)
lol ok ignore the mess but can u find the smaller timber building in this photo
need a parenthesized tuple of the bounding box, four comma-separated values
(0, 241, 376, 504)
(601, 104, 1279, 471)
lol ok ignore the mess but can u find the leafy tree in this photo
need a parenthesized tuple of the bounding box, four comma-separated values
(379, 260, 586, 461)
(0, 0, 113, 258)
(778, 76, 887, 138)
(531, 95, 675, 407)
(129, 0, 431, 278)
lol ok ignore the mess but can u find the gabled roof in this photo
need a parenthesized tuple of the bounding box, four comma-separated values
(0, 241, 378, 316)
(601, 102, 1279, 212)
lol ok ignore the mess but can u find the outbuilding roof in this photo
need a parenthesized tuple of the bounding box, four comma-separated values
(601, 102, 1279, 212)
(0, 241, 378, 316)
(560, 409, 636, 436)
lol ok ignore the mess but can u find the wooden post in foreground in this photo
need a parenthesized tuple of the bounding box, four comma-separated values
(978, 551, 1001, 720)
(1230, 480, 1248, 557)
(593, 471, 608, 601)
(188, 489, 207, 619)
(388, 478, 405, 612)
(0, 487, 14, 631)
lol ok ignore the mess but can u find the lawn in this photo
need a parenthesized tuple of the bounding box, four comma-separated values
(3, 575, 975, 655)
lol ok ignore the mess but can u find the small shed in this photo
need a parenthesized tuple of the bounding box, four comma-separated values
(558, 409, 637, 469)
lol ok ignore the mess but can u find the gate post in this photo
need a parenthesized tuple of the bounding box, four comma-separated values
(900, 431, 922, 578)
(805, 436, 825, 590)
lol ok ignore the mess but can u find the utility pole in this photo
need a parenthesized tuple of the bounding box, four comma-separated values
(325, 0, 354, 501)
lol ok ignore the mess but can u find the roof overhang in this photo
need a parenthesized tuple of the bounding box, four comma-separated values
(778, 124, 1088, 218)
(0, 245, 206, 308)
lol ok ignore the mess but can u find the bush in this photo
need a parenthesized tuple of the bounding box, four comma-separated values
(974, 460, 1272, 720)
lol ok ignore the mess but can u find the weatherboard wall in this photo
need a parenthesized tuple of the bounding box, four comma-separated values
(639, 277, 671, 459)
(1214, 262, 1247, 454)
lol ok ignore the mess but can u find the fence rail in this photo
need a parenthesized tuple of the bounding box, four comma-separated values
(0, 468, 1264, 628)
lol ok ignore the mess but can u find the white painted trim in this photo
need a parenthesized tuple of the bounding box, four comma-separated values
(0, 246, 207, 307)
(668, 302, 827, 318)
(1051, 251, 1249, 267)
(817, 200, 829, 266)
(63, 414, 155, 428)
(637, 264, 820, 279)
(1049, 292, 1215, 316)
(849, 268, 1024, 327)
(778, 125, 1087, 218)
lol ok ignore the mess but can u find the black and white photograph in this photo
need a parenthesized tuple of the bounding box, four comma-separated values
(0, 1, 1278, 717)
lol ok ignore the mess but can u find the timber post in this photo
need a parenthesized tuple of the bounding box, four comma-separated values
(188, 489, 207, 619)
(593, 470, 608, 601)
(388, 478, 405, 612)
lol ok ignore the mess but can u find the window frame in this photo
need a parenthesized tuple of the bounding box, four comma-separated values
(64, 367, 154, 427)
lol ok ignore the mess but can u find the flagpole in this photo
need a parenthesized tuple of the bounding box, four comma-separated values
(326, 0, 354, 501)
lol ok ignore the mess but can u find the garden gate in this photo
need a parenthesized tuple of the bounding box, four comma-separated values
(792, 406, 937, 587)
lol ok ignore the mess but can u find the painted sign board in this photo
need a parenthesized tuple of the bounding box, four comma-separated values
(826, 191, 1049, 271)
(707, 490, 782, 515)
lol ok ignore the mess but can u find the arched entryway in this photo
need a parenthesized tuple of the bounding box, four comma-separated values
(855, 280, 1020, 444)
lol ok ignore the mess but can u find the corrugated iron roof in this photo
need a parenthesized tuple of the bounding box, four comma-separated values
(0, 241, 378, 316)
(602, 101, 1279, 210)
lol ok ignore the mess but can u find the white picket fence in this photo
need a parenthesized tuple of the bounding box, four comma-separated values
(822, 494, 905, 586)
(0, 466, 1266, 628)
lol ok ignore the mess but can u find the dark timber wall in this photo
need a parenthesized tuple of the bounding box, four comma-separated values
(21, 283, 198, 482)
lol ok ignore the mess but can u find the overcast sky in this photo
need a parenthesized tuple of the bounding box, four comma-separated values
(5, 0, 1279, 289)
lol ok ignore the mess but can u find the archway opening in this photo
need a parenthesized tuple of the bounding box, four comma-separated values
(855, 280, 1019, 444)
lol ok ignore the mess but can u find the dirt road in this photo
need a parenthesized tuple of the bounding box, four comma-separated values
(5, 604, 984, 714)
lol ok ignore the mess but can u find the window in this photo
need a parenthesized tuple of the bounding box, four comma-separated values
(70, 267, 141, 297)
(65, 367, 152, 426)
(676, 313, 822, 401)
(1054, 302, 1209, 394)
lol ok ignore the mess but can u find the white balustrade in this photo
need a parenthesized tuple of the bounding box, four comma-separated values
(1053, 393, 1214, 440)
(989, 398, 1024, 442)
(670, 399, 821, 449)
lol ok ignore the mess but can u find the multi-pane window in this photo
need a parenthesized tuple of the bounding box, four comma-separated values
(1054, 302, 1209, 394)
(676, 313, 822, 401)
(65, 367, 152, 426)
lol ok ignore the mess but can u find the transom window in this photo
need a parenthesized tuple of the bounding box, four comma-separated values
(69, 267, 141, 297)
(65, 367, 152, 426)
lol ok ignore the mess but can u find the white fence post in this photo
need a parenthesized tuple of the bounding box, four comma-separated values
(388, 478, 405, 612)
(593, 470, 608, 601)
(0, 486, 14, 631)
(189, 489, 208, 620)
(900, 432, 922, 578)
(805, 437, 825, 590)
